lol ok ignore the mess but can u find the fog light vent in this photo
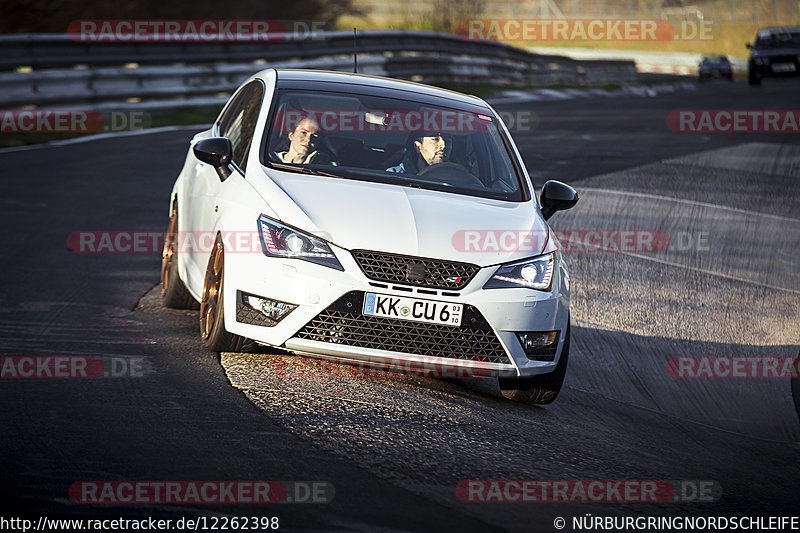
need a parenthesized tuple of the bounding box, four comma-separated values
(237, 290, 297, 327)
(516, 331, 559, 361)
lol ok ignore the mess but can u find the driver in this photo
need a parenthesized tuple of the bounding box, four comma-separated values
(386, 132, 446, 173)
(275, 116, 328, 164)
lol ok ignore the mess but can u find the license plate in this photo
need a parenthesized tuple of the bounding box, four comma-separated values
(363, 292, 463, 326)
(772, 63, 796, 73)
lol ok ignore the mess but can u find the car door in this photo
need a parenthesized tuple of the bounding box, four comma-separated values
(184, 80, 264, 293)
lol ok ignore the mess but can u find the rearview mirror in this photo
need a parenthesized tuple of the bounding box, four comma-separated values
(540, 180, 579, 220)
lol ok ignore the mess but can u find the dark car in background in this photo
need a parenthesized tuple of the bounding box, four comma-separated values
(698, 55, 733, 82)
(747, 26, 800, 85)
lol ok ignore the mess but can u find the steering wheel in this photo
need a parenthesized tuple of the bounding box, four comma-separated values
(416, 162, 484, 188)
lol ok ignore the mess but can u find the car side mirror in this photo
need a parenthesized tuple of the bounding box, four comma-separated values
(193, 137, 233, 181)
(746, 42, 752, 49)
(540, 180, 579, 220)
(194, 137, 232, 167)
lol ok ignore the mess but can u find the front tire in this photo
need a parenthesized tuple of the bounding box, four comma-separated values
(499, 320, 570, 405)
(200, 233, 255, 352)
(748, 66, 761, 85)
(161, 200, 199, 309)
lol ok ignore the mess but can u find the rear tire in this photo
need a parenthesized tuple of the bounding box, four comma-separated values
(200, 233, 255, 353)
(499, 320, 570, 405)
(161, 199, 199, 309)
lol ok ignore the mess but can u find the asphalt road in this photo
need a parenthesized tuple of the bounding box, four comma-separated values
(1, 77, 798, 531)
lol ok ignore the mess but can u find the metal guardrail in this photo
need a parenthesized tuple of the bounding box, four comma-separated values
(0, 30, 637, 109)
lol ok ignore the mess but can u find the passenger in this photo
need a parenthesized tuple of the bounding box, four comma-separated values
(387, 132, 447, 173)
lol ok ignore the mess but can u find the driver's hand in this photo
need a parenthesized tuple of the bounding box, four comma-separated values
(303, 150, 318, 164)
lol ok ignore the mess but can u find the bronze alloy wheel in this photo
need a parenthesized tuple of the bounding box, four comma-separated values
(200, 236, 224, 341)
(160, 200, 197, 309)
(198, 233, 255, 352)
(161, 204, 179, 297)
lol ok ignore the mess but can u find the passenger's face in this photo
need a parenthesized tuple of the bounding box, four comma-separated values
(415, 134, 446, 165)
(288, 119, 319, 156)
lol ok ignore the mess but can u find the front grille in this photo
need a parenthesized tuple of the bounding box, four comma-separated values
(768, 55, 798, 63)
(294, 291, 510, 364)
(768, 56, 800, 73)
(352, 250, 479, 290)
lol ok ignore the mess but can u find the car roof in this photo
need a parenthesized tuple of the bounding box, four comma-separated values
(260, 69, 489, 110)
(756, 26, 800, 35)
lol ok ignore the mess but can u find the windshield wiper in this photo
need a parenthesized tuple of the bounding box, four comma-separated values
(269, 162, 347, 179)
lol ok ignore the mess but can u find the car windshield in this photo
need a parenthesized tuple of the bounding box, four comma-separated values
(262, 88, 527, 202)
(753, 30, 800, 49)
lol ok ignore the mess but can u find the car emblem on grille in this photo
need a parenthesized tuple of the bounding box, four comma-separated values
(406, 262, 426, 281)
(445, 276, 463, 283)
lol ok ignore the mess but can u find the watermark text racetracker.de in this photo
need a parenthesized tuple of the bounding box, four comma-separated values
(667, 356, 800, 379)
(69, 480, 334, 504)
(0, 355, 151, 379)
(667, 110, 800, 133)
(67, 230, 264, 254)
(68, 19, 327, 42)
(450, 229, 709, 254)
(269, 355, 503, 380)
(273, 109, 538, 134)
(457, 18, 714, 42)
(457, 479, 721, 503)
(0, 110, 150, 134)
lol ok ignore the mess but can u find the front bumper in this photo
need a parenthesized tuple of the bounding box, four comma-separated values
(223, 244, 570, 378)
(699, 68, 732, 78)
(750, 55, 800, 78)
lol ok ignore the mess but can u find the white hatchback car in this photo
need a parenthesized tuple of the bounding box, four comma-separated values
(162, 69, 578, 404)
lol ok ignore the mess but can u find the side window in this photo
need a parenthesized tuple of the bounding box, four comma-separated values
(217, 87, 245, 139)
(217, 81, 264, 173)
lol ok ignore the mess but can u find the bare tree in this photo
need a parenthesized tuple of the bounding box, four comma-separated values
(430, 0, 486, 33)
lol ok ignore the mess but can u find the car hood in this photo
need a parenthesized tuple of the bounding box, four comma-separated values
(253, 167, 550, 267)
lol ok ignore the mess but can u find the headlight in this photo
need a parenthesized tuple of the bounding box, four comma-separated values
(483, 253, 554, 291)
(257, 215, 343, 271)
